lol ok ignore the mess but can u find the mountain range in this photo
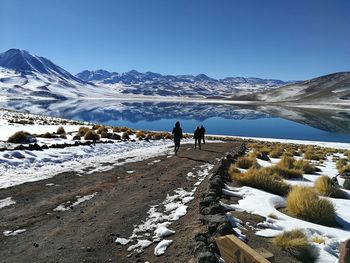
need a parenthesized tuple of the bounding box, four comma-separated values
(0, 49, 349, 106)
(0, 49, 291, 100)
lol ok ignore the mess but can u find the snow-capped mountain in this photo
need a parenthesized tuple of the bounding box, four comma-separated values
(0, 49, 118, 100)
(243, 72, 350, 105)
(0, 49, 292, 100)
(76, 69, 292, 98)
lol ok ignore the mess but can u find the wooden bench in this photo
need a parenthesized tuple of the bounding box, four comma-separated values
(215, 235, 274, 263)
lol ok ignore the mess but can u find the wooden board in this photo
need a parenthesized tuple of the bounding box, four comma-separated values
(215, 235, 273, 263)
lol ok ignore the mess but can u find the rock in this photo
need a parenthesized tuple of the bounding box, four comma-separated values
(192, 241, 209, 257)
(200, 196, 217, 208)
(197, 251, 215, 263)
(201, 204, 222, 215)
(215, 222, 233, 236)
(33, 243, 39, 248)
(339, 239, 350, 263)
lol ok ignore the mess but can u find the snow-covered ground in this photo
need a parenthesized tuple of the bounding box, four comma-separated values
(0, 109, 191, 189)
(223, 147, 350, 262)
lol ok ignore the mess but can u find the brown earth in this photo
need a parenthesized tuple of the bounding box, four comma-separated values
(0, 141, 243, 263)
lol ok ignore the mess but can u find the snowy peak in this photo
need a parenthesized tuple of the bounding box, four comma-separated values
(0, 49, 83, 83)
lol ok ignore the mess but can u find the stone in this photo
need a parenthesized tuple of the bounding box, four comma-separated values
(197, 251, 215, 263)
(201, 204, 222, 215)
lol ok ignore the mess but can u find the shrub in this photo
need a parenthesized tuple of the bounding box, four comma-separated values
(126, 129, 134, 135)
(314, 176, 346, 199)
(112, 127, 121, 132)
(259, 147, 271, 155)
(228, 165, 241, 180)
(84, 130, 100, 141)
(277, 156, 295, 169)
(339, 164, 350, 174)
(164, 133, 173, 140)
(310, 235, 326, 244)
(101, 131, 112, 139)
(8, 131, 34, 143)
(152, 133, 163, 140)
(304, 150, 324, 161)
(122, 132, 130, 140)
(336, 158, 348, 170)
(78, 127, 90, 137)
(135, 131, 145, 138)
(56, 126, 66, 134)
(269, 147, 284, 158)
(120, 126, 128, 132)
(231, 168, 290, 196)
(273, 230, 315, 261)
(145, 134, 152, 140)
(287, 186, 337, 226)
(97, 126, 108, 134)
(235, 157, 258, 169)
(271, 166, 303, 179)
(294, 160, 319, 174)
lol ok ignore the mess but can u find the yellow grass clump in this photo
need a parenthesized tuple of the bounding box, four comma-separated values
(84, 130, 100, 141)
(287, 186, 337, 226)
(294, 159, 319, 174)
(56, 126, 66, 134)
(122, 132, 130, 140)
(273, 230, 315, 261)
(78, 127, 90, 137)
(97, 126, 108, 134)
(314, 176, 346, 199)
(7, 131, 32, 143)
(269, 147, 284, 158)
(135, 131, 145, 138)
(235, 156, 259, 169)
(230, 168, 290, 196)
(310, 235, 326, 244)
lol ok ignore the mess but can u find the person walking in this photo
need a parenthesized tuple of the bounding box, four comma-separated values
(172, 121, 182, 155)
(194, 126, 201, 150)
(200, 125, 206, 144)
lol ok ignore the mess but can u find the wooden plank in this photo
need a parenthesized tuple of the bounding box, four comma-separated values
(215, 235, 272, 263)
(255, 247, 274, 263)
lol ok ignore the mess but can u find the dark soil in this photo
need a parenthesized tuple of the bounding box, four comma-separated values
(0, 142, 242, 263)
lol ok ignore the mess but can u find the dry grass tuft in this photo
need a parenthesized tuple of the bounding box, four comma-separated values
(97, 126, 108, 134)
(269, 147, 285, 158)
(287, 186, 337, 226)
(314, 176, 346, 199)
(78, 127, 90, 137)
(8, 131, 33, 143)
(235, 156, 259, 169)
(135, 131, 145, 138)
(230, 168, 290, 196)
(273, 230, 315, 261)
(294, 159, 319, 174)
(56, 126, 66, 134)
(122, 132, 130, 140)
(84, 130, 100, 141)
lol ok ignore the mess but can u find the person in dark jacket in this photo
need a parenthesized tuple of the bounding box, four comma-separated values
(172, 121, 182, 155)
(194, 126, 201, 150)
(200, 125, 206, 144)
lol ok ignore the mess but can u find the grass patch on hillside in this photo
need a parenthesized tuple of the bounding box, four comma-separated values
(273, 230, 315, 262)
(230, 167, 290, 196)
(314, 176, 346, 199)
(8, 131, 34, 143)
(287, 186, 337, 226)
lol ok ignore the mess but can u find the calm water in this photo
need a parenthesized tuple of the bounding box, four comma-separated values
(1, 99, 350, 143)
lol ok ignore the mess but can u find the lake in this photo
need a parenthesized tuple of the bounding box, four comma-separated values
(1, 99, 350, 143)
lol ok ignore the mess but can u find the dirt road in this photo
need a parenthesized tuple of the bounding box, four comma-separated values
(0, 142, 243, 263)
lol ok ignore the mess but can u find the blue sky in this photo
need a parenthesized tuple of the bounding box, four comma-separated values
(1, 0, 349, 80)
